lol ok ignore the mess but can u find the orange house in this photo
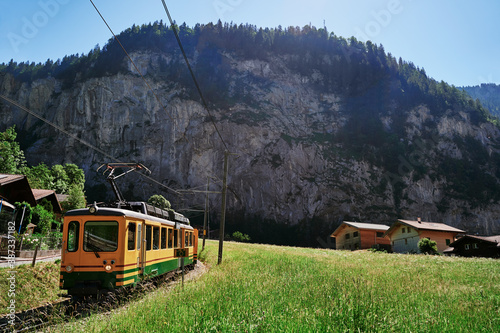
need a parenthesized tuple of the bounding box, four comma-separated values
(385, 219, 465, 254)
(330, 221, 390, 250)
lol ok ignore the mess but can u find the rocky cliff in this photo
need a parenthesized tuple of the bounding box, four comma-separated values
(1, 24, 500, 244)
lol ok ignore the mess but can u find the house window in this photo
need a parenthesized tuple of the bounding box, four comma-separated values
(376, 232, 384, 238)
(353, 231, 358, 237)
(446, 239, 450, 246)
(402, 228, 406, 233)
(345, 233, 350, 240)
(473, 243, 479, 249)
(465, 244, 470, 250)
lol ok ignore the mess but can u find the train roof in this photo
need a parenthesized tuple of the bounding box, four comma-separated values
(65, 206, 194, 230)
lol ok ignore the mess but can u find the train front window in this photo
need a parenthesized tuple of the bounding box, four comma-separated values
(83, 221, 118, 252)
(67, 221, 79, 252)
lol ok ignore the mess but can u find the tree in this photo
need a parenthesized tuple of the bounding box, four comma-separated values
(148, 194, 172, 211)
(61, 184, 86, 212)
(418, 238, 438, 255)
(0, 126, 27, 174)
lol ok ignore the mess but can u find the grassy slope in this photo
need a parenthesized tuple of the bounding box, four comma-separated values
(51, 240, 500, 333)
(0, 261, 65, 315)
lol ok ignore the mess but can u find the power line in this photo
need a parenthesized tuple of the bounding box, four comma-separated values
(89, 0, 188, 143)
(0, 93, 181, 195)
(160, 0, 229, 151)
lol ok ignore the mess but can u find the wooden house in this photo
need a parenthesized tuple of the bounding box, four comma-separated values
(330, 221, 390, 250)
(385, 219, 465, 254)
(443, 235, 500, 258)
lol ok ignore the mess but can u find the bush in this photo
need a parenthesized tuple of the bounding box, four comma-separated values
(232, 231, 251, 243)
(418, 238, 438, 255)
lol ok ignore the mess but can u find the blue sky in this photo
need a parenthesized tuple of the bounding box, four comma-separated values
(0, 0, 499, 87)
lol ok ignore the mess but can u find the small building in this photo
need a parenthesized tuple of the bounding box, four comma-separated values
(443, 235, 500, 258)
(0, 174, 63, 233)
(385, 219, 465, 254)
(330, 221, 390, 250)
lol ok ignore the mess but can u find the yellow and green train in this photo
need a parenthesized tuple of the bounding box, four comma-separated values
(60, 202, 198, 296)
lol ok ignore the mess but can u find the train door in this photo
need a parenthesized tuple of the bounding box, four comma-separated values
(137, 221, 146, 277)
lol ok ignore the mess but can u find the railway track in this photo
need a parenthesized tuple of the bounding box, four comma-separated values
(0, 262, 205, 332)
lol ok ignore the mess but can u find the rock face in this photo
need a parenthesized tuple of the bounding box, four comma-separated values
(1, 50, 500, 238)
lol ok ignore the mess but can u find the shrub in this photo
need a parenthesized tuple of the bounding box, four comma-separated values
(418, 238, 438, 254)
(232, 231, 251, 243)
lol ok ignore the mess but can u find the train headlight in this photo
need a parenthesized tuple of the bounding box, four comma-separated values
(105, 264, 113, 272)
(89, 204, 98, 214)
(65, 264, 74, 273)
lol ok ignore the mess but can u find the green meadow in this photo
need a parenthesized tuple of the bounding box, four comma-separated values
(51, 240, 499, 332)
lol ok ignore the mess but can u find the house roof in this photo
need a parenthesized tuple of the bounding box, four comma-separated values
(449, 234, 500, 248)
(0, 173, 36, 206)
(385, 219, 465, 237)
(0, 174, 25, 185)
(331, 221, 390, 237)
(32, 189, 56, 201)
(32, 189, 62, 213)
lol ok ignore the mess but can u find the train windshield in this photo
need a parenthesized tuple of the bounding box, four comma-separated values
(83, 221, 119, 252)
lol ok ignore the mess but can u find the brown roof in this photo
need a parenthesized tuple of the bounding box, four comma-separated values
(331, 221, 390, 237)
(385, 219, 465, 238)
(397, 219, 465, 233)
(0, 174, 25, 185)
(32, 189, 56, 200)
(450, 234, 500, 247)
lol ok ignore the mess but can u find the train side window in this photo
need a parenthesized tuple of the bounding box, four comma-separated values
(173, 229, 178, 248)
(168, 229, 173, 248)
(128, 222, 136, 250)
(67, 221, 79, 252)
(185, 231, 189, 247)
(189, 232, 193, 246)
(146, 225, 152, 251)
(137, 224, 141, 250)
(153, 226, 160, 250)
(161, 227, 167, 249)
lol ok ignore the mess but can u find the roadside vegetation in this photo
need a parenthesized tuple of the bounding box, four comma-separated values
(51, 240, 499, 332)
(0, 261, 64, 315)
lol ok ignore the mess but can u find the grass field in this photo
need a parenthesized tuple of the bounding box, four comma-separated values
(48, 240, 500, 332)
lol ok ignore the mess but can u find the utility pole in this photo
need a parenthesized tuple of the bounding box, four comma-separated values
(202, 177, 210, 250)
(218, 151, 229, 265)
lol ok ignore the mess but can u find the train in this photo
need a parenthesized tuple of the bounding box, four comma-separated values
(59, 163, 198, 296)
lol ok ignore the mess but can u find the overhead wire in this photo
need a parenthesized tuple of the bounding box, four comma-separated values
(0, 94, 181, 195)
(89, 0, 188, 143)
(160, 0, 229, 152)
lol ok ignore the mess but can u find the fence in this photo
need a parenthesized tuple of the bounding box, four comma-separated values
(0, 232, 62, 259)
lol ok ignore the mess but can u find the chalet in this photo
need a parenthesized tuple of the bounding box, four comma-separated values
(0, 174, 63, 233)
(444, 235, 500, 258)
(385, 219, 465, 254)
(330, 221, 390, 250)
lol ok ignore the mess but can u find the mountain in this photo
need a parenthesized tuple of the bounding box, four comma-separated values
(462, 83, 500, 118)
(1, 22, 500, 246)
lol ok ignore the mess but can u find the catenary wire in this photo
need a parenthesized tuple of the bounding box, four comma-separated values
(160, 0, 229, 152)
(89, 0, 188, 143)
(0, 94, 181, 195)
